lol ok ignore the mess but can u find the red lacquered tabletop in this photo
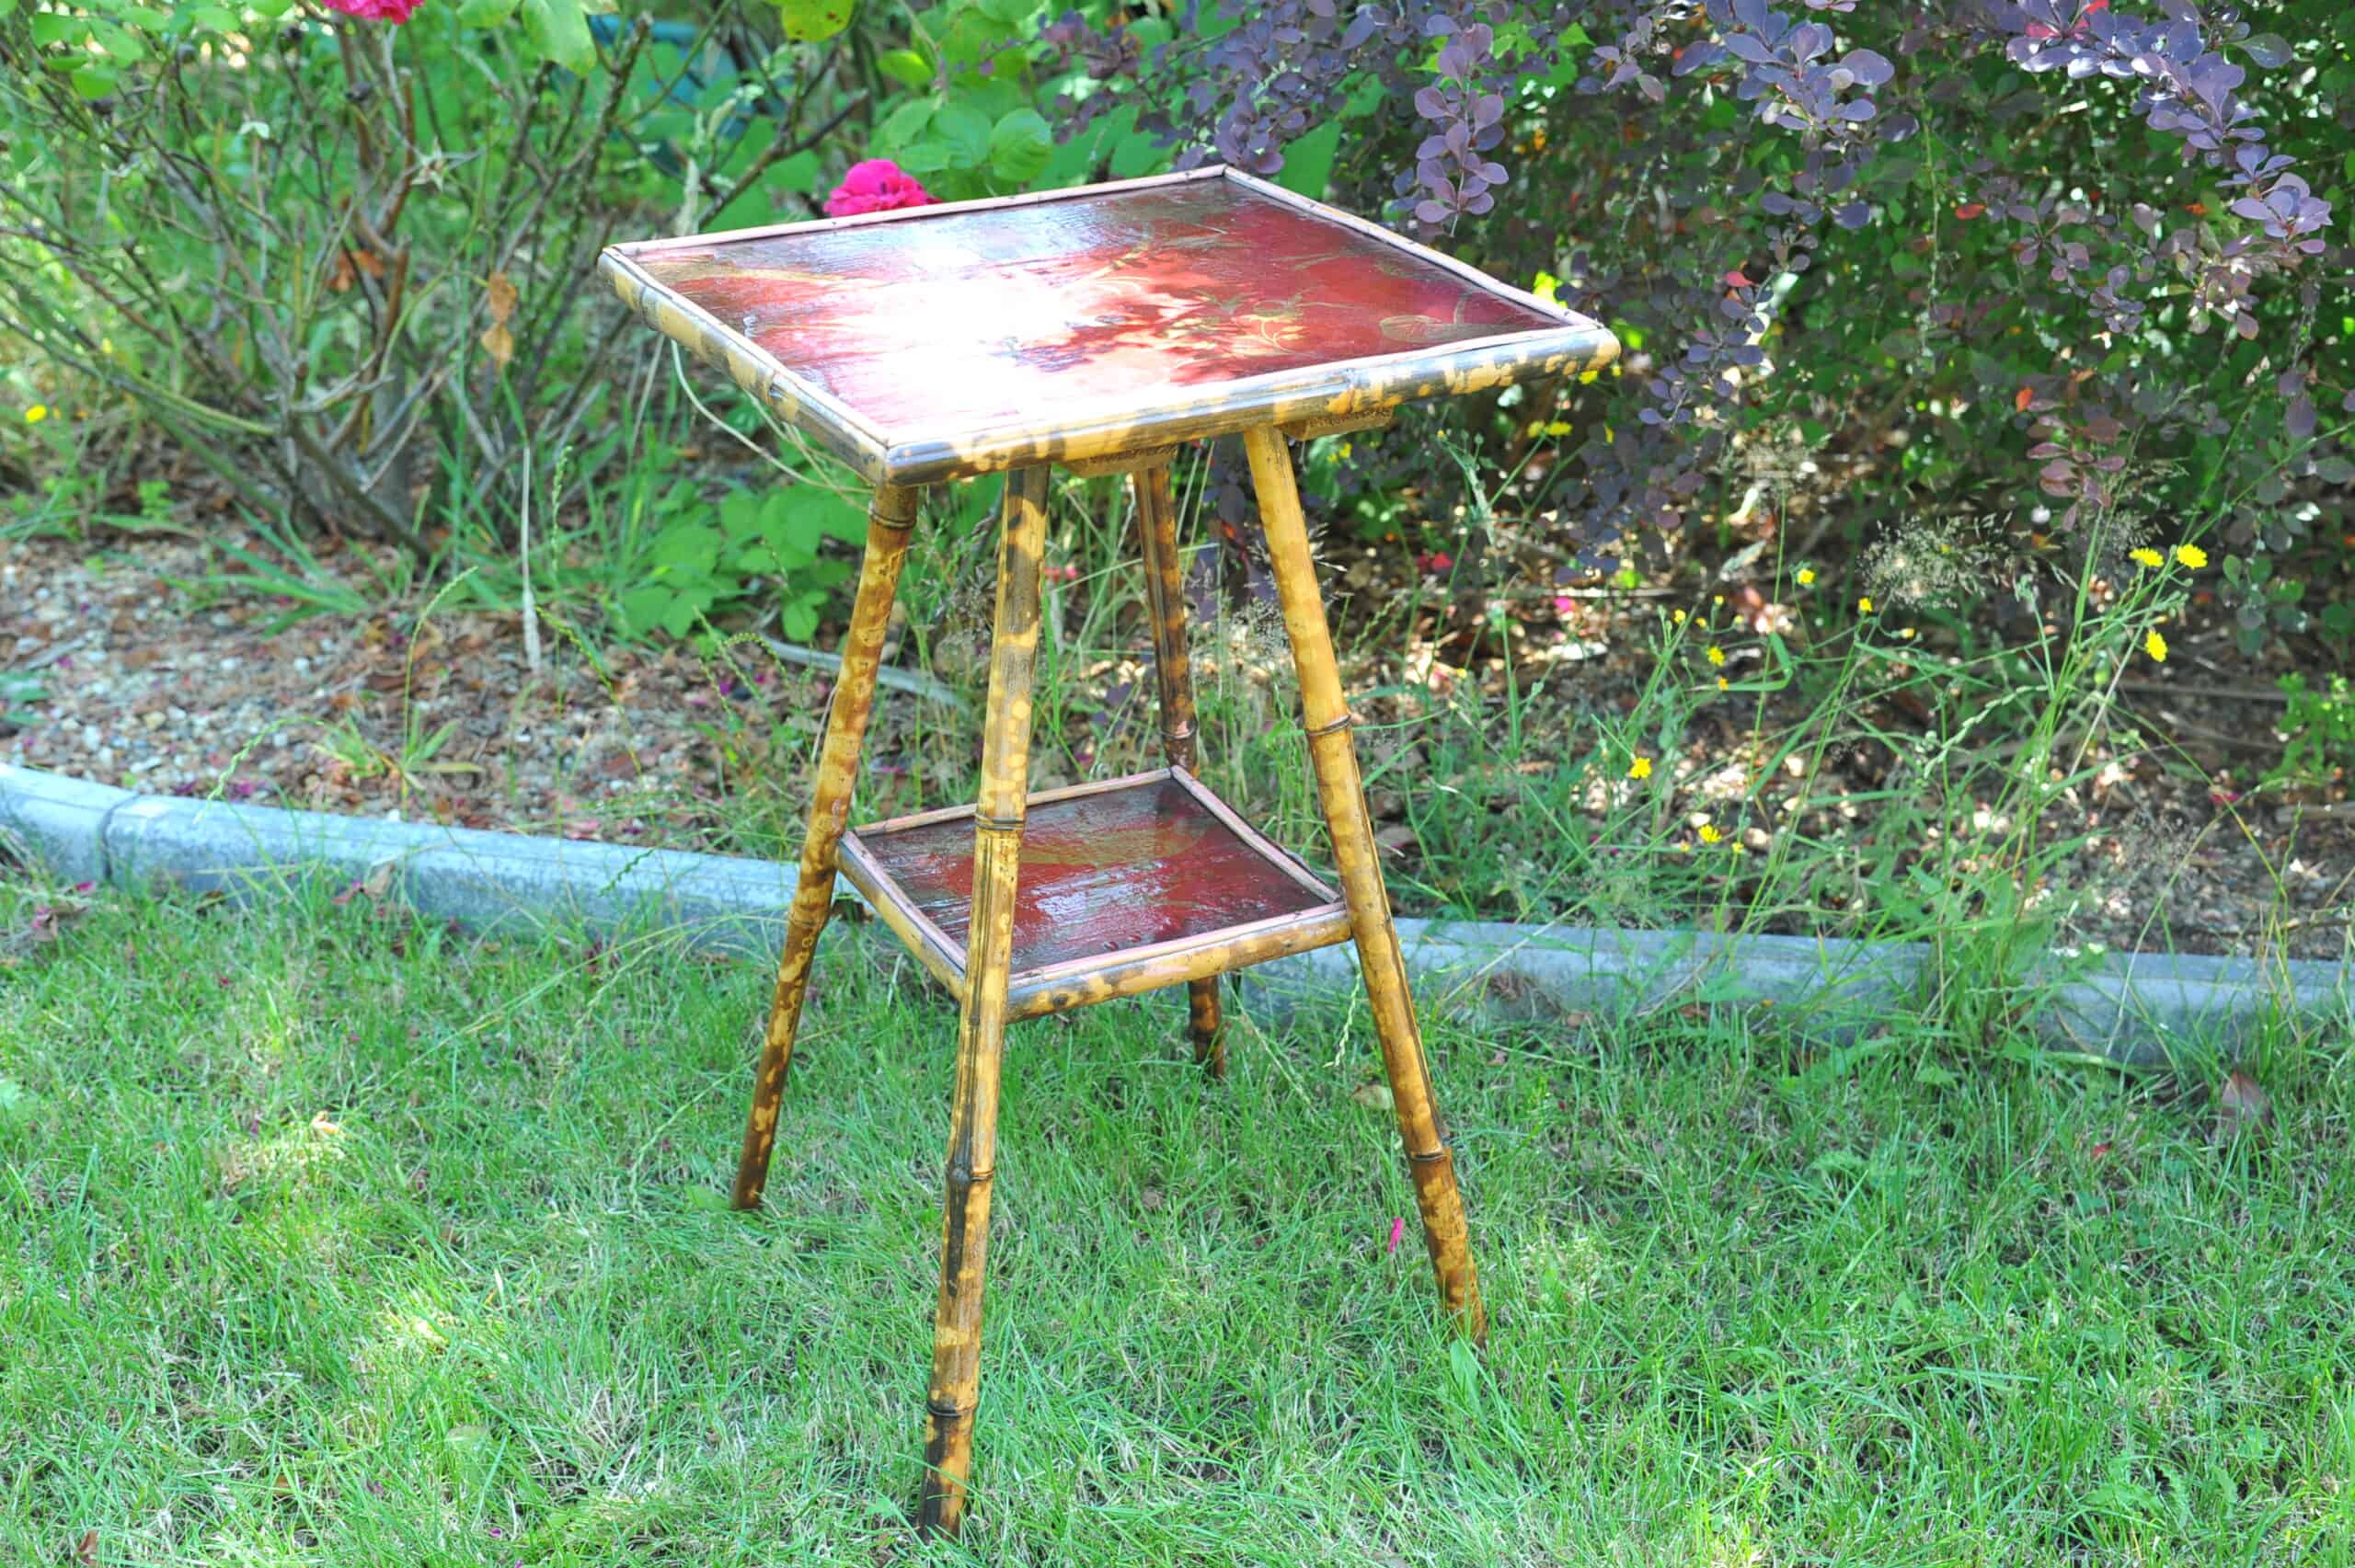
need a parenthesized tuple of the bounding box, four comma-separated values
(602, 166, 1616, 484)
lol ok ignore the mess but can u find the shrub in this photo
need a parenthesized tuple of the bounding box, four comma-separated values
(0, 0, 857, 557)
(1045, 0, 2351, 652)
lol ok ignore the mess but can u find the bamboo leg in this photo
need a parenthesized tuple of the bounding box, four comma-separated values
(1240, 425, 1487, 1342)
(917, 465, 1051, 1538)
(1131, 463, 1225, 1078)
(731, 484, 918, 1211)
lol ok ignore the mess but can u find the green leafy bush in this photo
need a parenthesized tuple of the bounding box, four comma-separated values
(2269, 673, 2355, 788)
(615, 482, 865, 641)
(0, 0, 869, 566)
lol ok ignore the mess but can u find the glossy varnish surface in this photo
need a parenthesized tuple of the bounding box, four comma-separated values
(625, 177, 1558, 442)
(856, 774, 1332, 976)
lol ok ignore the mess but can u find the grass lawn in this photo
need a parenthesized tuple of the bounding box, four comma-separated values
(3, 887, 2351, 1564)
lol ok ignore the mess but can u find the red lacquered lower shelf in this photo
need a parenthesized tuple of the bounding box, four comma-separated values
(836, 767, 1351, 1018)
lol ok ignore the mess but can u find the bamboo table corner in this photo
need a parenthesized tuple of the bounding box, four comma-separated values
(600, 165, 1618, 1539)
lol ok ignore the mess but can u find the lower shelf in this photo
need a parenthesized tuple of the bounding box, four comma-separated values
(836, 767, 1352, 1020)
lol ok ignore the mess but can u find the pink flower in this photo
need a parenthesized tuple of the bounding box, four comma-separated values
(825, 160, 936, 218)
(1417, 551, 1453, 574)
(320, 0, 423, 21)
(1386, 1218, 1406, 1255)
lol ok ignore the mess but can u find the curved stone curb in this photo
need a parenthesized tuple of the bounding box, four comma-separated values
(1236, 921, 2349, 1065)
(5, 763, 2344, 1059)
(0, 764, 802, 953)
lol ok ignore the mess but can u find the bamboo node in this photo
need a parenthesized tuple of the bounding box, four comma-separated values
(1305, 711, 1356, 739)
(926, 1399, 973, 1421)
(1408, 1147, 1453, 1166)
(972, 812, 1026, 834)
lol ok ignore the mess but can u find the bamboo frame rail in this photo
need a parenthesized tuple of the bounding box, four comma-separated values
(733, 484, 915, 1209)
(1243, 426, 1486, 1339)
(916, 464, 1050, 1537)
(1133, 464, 1224, 1075)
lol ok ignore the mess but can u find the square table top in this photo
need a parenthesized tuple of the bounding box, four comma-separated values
(601, 166, 1617, 486)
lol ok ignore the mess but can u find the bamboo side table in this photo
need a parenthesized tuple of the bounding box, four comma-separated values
(601, 166, 1617, 1539)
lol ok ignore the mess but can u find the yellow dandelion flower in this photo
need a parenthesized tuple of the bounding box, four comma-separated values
(1678, 841, 1694, 853)
(1698, 823, 1723, 844)
(2130, 547, 2164, 568)
(1671, 609, 1686, 624)
(1706, 646, 1726, 667)
(1900, 627, 1917, 640)
(1628, 756, 1654, 781)
(2144, 629, 2168, 663)
(1716, 677, 1729, 692)
(1796, 567, 1816, 586)
(2174, 544, 2208, 569)
(1858, 596, 1875, 613)
(24, 405, 47, 424)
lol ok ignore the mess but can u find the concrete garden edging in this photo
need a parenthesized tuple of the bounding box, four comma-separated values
(4, 761, 2344, 1062)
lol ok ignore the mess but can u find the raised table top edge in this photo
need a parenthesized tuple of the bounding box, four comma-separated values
(602, 166, 1622, 486)
(872, 319, 1617, 485)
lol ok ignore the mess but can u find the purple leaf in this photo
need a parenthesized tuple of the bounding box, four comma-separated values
(2243, 32, 2291, 67)
(1840, 47, 1892, 86)
(1673, 40, 1722, 75)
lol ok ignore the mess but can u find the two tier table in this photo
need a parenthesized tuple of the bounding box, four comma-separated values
(600, 165, 1618, 1537)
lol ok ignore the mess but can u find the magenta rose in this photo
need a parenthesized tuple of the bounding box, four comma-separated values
(321, 0, 424, 19)
(824, 159, 936, 218)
